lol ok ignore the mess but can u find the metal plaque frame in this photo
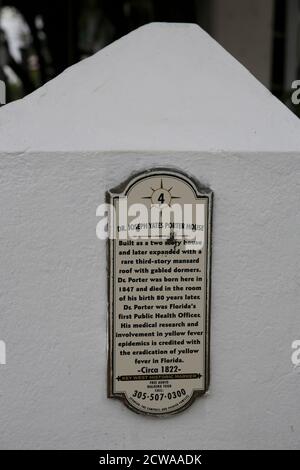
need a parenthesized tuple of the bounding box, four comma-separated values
(107, 168, 213, 416)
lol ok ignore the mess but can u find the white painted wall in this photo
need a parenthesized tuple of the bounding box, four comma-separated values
(0, 23, 300, 450)
(0, 23, 299, 153)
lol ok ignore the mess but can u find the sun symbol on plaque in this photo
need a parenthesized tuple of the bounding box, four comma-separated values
(142, 179, 180, 206)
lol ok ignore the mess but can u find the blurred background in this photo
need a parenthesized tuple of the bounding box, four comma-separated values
(0, 0, 299, 116)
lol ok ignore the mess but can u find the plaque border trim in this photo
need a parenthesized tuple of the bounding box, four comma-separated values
(106, 168, 213, 417)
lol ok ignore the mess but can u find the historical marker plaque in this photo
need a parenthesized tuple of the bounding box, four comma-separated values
(107, 169, 212, 416)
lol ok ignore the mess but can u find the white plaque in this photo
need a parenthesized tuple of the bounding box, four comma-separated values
(108, 169, 212, 416)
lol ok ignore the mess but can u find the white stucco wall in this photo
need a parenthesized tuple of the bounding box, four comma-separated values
(0, 23, 300, 450)
(211, 0, 274, 88)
